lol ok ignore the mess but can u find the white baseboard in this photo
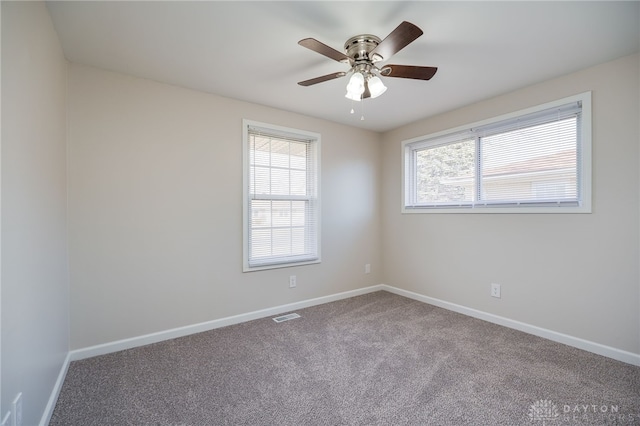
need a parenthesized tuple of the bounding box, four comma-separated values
(70, 284, 385, 361)
(69, 282, 640, 367)
(52, 282, 638, 422)
(380, 284, 640, 367)
(39, 352, 71, 426)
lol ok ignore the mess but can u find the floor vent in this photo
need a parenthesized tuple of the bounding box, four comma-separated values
(273, 313, 301, 323)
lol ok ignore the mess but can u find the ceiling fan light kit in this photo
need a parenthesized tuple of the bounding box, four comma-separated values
(367, 75, 387, 98)
(298, 21, 437, 110)
(345, 72, 365, 101)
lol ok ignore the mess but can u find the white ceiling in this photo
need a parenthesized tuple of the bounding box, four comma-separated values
(47, 1, 639, 133)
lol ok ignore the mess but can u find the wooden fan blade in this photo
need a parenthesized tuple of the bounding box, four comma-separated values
(298, 72, 346, 87)
(380, 65, 438, 80)
(298, 38, 351, 63)
(371, 21, 423, 61)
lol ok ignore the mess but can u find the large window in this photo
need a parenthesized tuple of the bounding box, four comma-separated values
(243, 120, 320, 271)
(403, 92, 591, 213)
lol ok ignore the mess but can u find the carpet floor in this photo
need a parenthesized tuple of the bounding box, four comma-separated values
(50, 291, 640, 425)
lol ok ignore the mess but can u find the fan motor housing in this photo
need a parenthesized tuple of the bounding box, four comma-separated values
(344, 34, 381, 62)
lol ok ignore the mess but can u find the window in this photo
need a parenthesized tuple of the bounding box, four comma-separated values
(403, 92, 591, 213)
(243, 120, 320, 271)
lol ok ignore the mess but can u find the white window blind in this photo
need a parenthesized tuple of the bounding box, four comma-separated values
(243, 120, 320, 271)
(479, 114, 578, 206)
(403, 92, 591, 213)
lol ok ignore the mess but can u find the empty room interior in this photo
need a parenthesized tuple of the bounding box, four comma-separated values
(2, 1, 640, 425)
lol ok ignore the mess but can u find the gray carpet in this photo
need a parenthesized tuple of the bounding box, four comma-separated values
(50, 291, 640, 425)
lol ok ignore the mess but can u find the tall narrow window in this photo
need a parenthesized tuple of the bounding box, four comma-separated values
(403, 92, 591, 213)
(243, 120, 320, 271)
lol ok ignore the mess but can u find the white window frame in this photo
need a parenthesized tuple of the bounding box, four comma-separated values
(402, 92, 592, 214)
(242, 119, 321, 272)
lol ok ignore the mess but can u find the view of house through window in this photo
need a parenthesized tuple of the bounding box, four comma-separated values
(403, 92, 591, 213)
(243, 120, 320, 271)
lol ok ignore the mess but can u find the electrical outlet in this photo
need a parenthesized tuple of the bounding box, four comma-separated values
(289, 275, 297, 288)
(365, 264, 371, 274)
(491, 283, 501, 298)
(12, 393, 22, 426)
(1, 411, 11, 426)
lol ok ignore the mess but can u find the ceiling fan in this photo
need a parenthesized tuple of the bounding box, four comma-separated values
(298, 21, 438, 101)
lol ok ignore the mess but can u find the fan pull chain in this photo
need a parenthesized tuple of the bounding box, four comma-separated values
(360, 95, 365, 121)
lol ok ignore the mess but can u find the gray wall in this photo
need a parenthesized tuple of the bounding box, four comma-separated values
(67, 64, 383, 349)
(1, 2, 69, 425)
(381, 54, 640, 354)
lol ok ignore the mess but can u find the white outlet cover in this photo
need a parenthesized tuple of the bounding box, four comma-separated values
(491, 283, 501, 298)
